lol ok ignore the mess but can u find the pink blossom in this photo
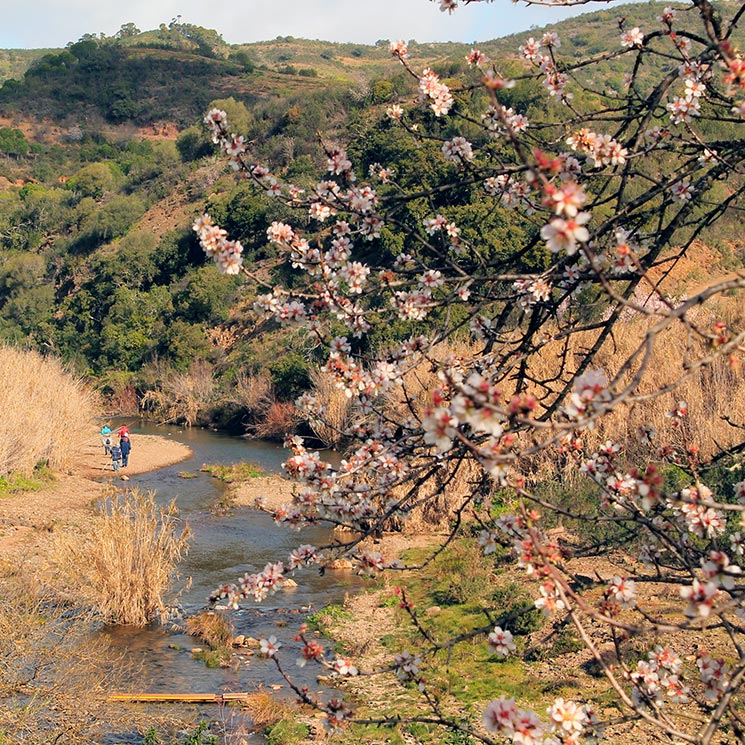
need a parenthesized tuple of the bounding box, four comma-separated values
(680, 578, 719, 617)
(540, 213, 591, 255)
(487, 626, 516, 656)
(483, 696, 518, 734)
(259, 635, 281, 657)
(548, 698, 587, 733)
(621, 27, 644, 48)
(442, 136, 474, 163)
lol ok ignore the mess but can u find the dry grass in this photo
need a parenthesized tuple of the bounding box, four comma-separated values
(0, 569, 179, 743)
(241, 689, 299, 730)
(185, 610, 234, 650)
(594, 303, 745, 460)
(251, 401, 301, 440)
(376, 340, 488, 532)
(140, 358, 216, 426)
(374, 294, 743, 525)
(307, 365, 354, 448)
(55, 490, 191, 626)
(522, 299, 745, 474)
(0, 345, 98, 477)
(233, 368, 273, 414)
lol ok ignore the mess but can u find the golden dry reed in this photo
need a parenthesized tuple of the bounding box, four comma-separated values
(376, 294, 743, 526)
(56, 490, 191, 626)
(0, 345, 98, 477)
(241, 689, 299, 730)
(308, 365, 354, 448)
(140, 358, 216, 426)
(0, 569, 197, 741)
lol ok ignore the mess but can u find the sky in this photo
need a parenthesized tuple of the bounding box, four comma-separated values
(0, 0, 596, 49)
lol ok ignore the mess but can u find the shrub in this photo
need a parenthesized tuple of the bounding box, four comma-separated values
(0, 346, 98, 477)
(140, 359, 216, 426)
(305, 365, 353, 448)
(268, 353, 310, 402)
(251, 401, 300, 441)
(55, 490, 190, 626)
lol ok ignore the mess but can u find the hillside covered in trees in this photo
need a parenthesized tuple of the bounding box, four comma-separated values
(0, 5, 742, 433)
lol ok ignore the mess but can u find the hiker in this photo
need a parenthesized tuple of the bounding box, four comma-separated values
(110, 443, 122, 472)
(119, 434, 131, 468)
(117, 424, 130, 439)
(100, 425, 113, 455)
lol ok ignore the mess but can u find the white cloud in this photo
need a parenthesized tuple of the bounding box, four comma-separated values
(1, 0, 593, 49)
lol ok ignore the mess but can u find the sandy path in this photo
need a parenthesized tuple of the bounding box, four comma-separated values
(0, 434, 193, 560)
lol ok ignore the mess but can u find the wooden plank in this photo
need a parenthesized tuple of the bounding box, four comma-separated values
(109, 693, 221, 703)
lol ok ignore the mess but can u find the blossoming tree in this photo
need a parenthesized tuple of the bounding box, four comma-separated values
(194, 0, 744, 741)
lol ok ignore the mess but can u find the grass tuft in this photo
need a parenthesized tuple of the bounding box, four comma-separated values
(55, 490, 190, 626)
(201, 462, 265, 482)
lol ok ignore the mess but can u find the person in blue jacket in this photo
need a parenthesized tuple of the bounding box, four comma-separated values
(110, 444, 122, 472)
(119, 435, 131, 468)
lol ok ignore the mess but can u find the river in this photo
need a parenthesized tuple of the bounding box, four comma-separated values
(101, 421, 364, 740)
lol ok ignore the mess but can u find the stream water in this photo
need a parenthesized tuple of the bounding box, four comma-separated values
(101, 422, 364, 740)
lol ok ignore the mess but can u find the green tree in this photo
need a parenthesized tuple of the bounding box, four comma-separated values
(0, 127, 28, 157)
(176, 125, 215, 162)
(371, 80, 394, 104)
(173, 265, 240, 324)
(268, 353, 310, 401)
(100, 285, 172, 369)
(67, 162, 118, 199)
(116, 23, 141, 39)
(160, 319, 212, 370)
(207, 97, 251, 136)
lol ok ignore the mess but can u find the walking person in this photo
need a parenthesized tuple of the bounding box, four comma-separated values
(110, 443, 122, 472)
(100, 425, 113, 455)
(119, 434, 131, 468)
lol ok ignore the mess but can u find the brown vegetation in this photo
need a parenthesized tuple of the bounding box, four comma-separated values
(250, 400, 301, 440)
(0, 567, 174, 743)
(140, 358, 216, 426)
(54, 490, 191, 626)
(0, 346, 98, 477)
(307, 365, 354, 448)
(185, 609, 234, 650)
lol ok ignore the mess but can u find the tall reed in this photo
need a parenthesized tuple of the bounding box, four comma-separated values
(140, 358, 215, 426)
(56, 490, 191, 626)
(0, 346, 98, 477)
(307, 365, 353, 448)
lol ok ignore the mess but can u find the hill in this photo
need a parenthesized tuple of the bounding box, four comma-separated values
(0, 2, 741, 429)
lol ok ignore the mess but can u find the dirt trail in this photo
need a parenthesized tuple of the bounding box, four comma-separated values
(0, 434, 192, 561)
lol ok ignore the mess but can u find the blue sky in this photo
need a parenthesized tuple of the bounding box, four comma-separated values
(1, 0, 596, 49)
